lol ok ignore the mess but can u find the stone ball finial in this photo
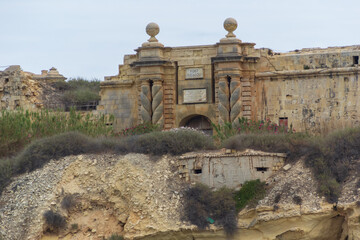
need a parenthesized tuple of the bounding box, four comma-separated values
(223, 17, 237, 38)
(146, 22, 160, 42)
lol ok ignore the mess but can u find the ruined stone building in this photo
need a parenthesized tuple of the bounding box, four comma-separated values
(178, 149, 286, 190)
(98, 18, 360, 134)
(0, 66, 66, 110)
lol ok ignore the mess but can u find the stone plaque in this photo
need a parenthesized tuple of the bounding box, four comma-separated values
(183, 89, 207, 103)
(185, 68, 203, 79)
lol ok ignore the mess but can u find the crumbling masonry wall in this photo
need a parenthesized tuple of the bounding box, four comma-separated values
(0, 66, 66, 110)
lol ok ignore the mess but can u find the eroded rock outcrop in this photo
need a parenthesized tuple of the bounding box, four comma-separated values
(0, 153, 359, 240)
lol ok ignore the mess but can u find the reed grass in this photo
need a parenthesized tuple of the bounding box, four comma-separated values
(0, 108, 113, 158)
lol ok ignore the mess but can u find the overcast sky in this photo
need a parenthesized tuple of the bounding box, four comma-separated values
(1, 0, 359, 80)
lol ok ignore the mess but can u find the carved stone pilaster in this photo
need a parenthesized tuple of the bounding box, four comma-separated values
(230, 78, 241, 124)
(140, 80, 152, 123)
(151, 80, 164, 127)
(218, 77, 230, 125)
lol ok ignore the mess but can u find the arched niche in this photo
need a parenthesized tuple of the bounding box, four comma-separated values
(179, 114, 213, 135)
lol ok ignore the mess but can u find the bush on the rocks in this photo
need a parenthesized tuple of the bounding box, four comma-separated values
(43, 210, 66, 231)
(61, 194, 78, 210)
(293, 195, 302, 205)
(106, 234, 124, 240)
(233, 179, 266, 212)
(14, 132, 100, 174)
(183, 184, 237, 236)
(127, 130, 215, 155)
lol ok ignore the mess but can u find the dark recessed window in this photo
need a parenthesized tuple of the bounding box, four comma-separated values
(256, 167, 268, 173)
(279, 117, 288, 129)
(194, 169, 202, 174)
(353, 56, 359, 65)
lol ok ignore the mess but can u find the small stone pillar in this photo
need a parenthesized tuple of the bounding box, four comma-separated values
(215, 18, 242, 125)
(214, 18, 259, 124)
(136, 22, 166, 126)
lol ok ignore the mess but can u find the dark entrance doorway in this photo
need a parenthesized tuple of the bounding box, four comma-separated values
(182, 115, 213, 135)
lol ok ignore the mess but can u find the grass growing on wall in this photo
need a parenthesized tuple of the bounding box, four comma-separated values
(0, 108, 113, 158)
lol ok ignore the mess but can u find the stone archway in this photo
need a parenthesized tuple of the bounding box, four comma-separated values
(180, 115, 213, 135)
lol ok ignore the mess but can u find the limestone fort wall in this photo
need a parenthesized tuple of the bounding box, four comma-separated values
(98, 18, 360, 134)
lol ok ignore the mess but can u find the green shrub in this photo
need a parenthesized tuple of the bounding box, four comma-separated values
(212, 118, 295, 143)
(61, 194, 77, 210)
(117, 122, 160, 136)
(183, 184, 237, 236)
(274, 194, 281, 203)
(223, 132, 311, 161)
(293, 195, 302, 205)
(52, 78, 101, 105)
(62, 89, 100, 105)
(14, 132, 100, 174)
(212, 122, 237, 143)
(126, 130, 215, 155)
(233, 180, 266, 212)
(106, 234, 124, 240)
(43, 210, 66, 231)
(71, 223, 78, 230)
(0, 159, 13, 195)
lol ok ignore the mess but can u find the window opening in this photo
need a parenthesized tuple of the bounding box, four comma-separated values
(279, 117, 288, 130)
(256, 167, 268, 173)
(353, 56, 359, 65)
(194, 169, 202, 174)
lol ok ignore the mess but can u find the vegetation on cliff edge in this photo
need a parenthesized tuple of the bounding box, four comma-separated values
(0, 130, 215, 195)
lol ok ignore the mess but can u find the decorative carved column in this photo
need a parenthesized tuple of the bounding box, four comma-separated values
(218, 77, 230, 125)
(230, 77, 241, 124)
(151, 80, 164, 127)
(140, 80, 152, 123)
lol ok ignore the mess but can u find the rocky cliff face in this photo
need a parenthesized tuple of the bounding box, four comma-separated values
(0, 153, 359, 240)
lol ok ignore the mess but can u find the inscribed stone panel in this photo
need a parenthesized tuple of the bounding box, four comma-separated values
(183, 89, 207, 103)
(185, 68, 203, 79)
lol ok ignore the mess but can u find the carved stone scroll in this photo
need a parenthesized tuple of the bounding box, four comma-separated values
(140, 80, 152, 123)
(217, 78, 230, 125)
(151, 80, 164, 127)
(230, 78, 241, 125)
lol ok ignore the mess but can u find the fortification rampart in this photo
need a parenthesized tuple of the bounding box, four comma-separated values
(98, 18, 360, 134)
